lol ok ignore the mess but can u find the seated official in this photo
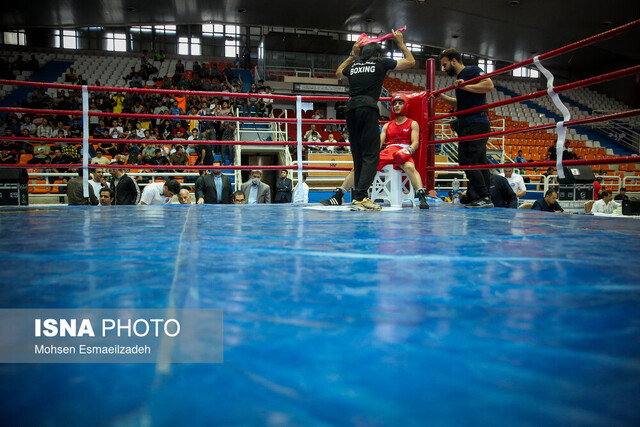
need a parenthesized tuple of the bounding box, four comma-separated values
(531, 189, 565, 213)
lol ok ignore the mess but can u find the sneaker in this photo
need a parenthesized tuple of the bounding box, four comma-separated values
(319, 190, 343, 206)
(416, 189, 430, 210)
(350, 197, 382, 211)
(464, 197, 494, 209)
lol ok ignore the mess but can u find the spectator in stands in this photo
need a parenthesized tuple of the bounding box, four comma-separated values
(149, 148, 169, 181)
(197, 127, 215, 166)
(0, 145, 17, 164)
(20, 116, 36, 136)
(53, 121, 68, 138)
(27, 55, 39, 72)
(175, 60, 185, 76)
(65, 67, 77, 83)
(31, 139, 51, 162)
(133, 122, 146, 139)
(67, 169, 98, 206)
(232, 190, 247, 204)
(60, 139, 79, 162)
(170, 100, 184, 124)
(93, 119, 108, 139)
(209, 63, 220, 80)
(292, 174, 309, 204)
(68, 119, 82, 138)
(169, 145, 188, 166)
(89, 103, 101, 134)
(112, 92, 125, 114)
(37, 117, 54, 138)
(172, 130, 187, 144)
(531, 189, 567, 213)
(158, 119, 174, 141)
(109, 168, 140, 205)
(91, 149, 110, 165)
(615, 187, 629, 202)
(325, 133, 338, 153)
(130, 72, 143, 88)
(242, 43, 251, 69)
(219, 100, 231, 117)
(153, 100, 169, 127)
(0, 58, 13, 80)
(546, 141, 557, 161)
(262, 87, 274, 117)
(107, 118, 124, 144)
(274, 170, 293, 203)
(562, 141, 579, 160)
(514, 149, 527, 163)
(593, 176, 603, 200)
(140, 179, 181, 205)
(222, 64, 233, 85)
(155, 50, 166, 64)
(18, 128, 34, 154)
(7, 118, 21, 136)
(241, 170, 271, 204)
(99, 188, 114, 206)
(219, 113, 236, 165)
(195, 161, 233, 204)
(193, 61, 202, 77)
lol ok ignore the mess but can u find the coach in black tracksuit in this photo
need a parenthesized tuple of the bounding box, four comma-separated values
(336, 30, 415, 206)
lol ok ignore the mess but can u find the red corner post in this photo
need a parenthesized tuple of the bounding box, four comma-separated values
(424, 58, 436, 190)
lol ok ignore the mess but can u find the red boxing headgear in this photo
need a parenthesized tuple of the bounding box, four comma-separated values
(391, 93, 409, 117)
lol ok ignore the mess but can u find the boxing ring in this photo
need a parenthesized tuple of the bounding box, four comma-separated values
(1, 20, 640, 426)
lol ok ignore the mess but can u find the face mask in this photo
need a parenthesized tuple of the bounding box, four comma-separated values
(252, 178, 260, 185)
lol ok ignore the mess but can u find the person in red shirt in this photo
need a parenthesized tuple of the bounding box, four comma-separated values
(320, 94, 429, 209)
(593, 176, 603, 200)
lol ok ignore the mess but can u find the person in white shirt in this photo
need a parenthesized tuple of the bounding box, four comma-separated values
(88, 168, 106, 198)
(591, 190, 620, 215)
(325, 133, 337, 153)
(501, 167, 527, 199)
(140, 180, 181, 205)
(293, 174, 309, 204)
(177, 189, 192, 205)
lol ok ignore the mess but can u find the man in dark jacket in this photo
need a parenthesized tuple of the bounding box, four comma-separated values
(274, 170, 293, 203)
(195, 161, 233, 204)
(109, 168, 140, 205)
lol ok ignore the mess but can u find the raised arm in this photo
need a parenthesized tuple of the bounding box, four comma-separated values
(392, 30, 415, 71)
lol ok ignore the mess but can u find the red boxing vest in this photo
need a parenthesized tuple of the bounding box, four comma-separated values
(384, 118, 413, 148)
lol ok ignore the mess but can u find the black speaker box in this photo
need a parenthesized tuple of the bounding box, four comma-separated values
(0, 169, 29, 184)
(558, 166, 595, 184)
(622, 199, 640, 216)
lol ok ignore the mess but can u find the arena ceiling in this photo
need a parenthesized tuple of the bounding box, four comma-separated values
(2, 0, 639, 75)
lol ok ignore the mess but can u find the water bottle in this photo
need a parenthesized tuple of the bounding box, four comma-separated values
(452, 177, 460, 206)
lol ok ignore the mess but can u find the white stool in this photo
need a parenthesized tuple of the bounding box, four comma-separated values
(369, 164, 415, 207)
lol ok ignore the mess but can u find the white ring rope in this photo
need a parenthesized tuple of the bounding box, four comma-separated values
(533, 56, 572, 179)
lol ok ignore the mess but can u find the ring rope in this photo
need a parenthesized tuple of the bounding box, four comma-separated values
(532, 56, 571, 179)
(430, 19, 640, 97)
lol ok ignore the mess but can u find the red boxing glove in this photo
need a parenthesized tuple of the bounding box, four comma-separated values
(393, 147, 413, 165)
